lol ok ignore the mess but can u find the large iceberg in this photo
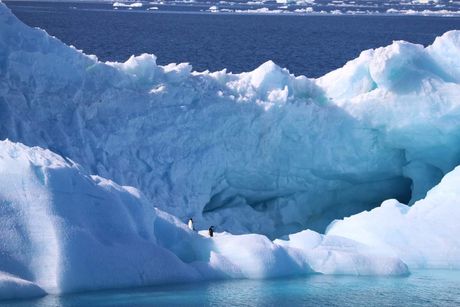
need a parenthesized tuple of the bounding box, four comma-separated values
(3, 136, 460, 300)
(1, 0, 460, 300)
(0, 140, 408, 300)
(6, 1, 460, 237)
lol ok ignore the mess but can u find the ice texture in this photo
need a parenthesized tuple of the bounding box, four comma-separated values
(326, 165, 460, 269)
(0, 273, 46, 300)
(0, 140, 408, 300)
(0, 2, 443, 237)
(0, 140, 201, 298)
(1, 1, 460, 298)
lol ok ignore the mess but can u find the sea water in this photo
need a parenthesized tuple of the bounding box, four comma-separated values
(4, 1, 460, 77)
(2, 270, 459, 306)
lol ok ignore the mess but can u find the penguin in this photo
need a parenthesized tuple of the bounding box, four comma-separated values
(208, 226, 214, 237)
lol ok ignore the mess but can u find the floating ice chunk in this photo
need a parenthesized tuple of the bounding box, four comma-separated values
(113, 2, 143, 8)
(208, 5, 219, 12)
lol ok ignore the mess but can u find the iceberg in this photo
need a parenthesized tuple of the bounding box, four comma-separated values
(0, 140, 408, 300)
(112, 2, 143, 8)
(3, 135, 459, 300)
(1, 1, 460, 300)
(0, 1, 448, 238)
(1, 0, 460, 237)
(0, 3, 460, 299)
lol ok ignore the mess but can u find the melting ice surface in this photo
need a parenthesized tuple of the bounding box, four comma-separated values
(1, 0, 460, 301)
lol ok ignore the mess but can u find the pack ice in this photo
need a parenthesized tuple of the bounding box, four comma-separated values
(1, 0, 460, 300)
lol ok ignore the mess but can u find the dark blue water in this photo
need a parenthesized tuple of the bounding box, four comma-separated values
(5, 1, 460, 77)
(2, 270, 459, 306)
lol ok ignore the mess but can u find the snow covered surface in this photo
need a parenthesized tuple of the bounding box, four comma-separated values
(326, 165, 460, 269)
(0, 140, 408, 300)
(0, 140, 200, 298)
(1, 1, 460, 300)
(2, 136, 460, 300)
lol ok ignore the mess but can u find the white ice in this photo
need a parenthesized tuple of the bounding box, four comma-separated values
(326, 165, 460, 269)
(0, 140, 408, 300)
(5, 1, 458, 238)
(112, 2, 143, 8)
(1, 1, 460, 300)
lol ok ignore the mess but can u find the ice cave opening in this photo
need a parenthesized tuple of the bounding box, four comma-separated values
(201, 173, 413, 239)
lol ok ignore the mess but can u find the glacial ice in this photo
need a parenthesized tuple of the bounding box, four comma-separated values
(1, 0, 460, 299)
(0, 140, 201, 297)
(326, 165, 460, 269)
(112, 2, 143, 7)
(0, 140, 408, 300)
(2, 135, 459, 299)
(0, 2, 436, 237)
(0, 273, 46, 300)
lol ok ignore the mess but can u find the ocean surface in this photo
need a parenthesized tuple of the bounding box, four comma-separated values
(2, 270, 459, 306)
(4, 0, 460, 77)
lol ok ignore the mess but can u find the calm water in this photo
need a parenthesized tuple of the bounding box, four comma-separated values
(1, 270, 459, 306)
(5, 1, 460, 77)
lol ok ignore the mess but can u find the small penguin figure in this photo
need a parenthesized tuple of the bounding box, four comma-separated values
(188, 218, 194, 231)
(208, 226, 214, 237)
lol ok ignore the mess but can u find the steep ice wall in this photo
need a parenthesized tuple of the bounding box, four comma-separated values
(1, 2, 459, 237)
(0, 140, 409, 300)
